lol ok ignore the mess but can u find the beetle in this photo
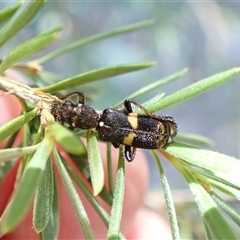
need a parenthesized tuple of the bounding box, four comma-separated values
(51, 92, 100, 130)
(96, 99, 178, 162)
(51, 92, 178, 162)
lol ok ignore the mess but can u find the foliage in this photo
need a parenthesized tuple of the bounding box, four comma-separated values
(0, 1, 240, 239)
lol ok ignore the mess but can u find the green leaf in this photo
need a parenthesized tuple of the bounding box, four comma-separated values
(151, 151, 180, 240)
(33, 158, 54, 233)
(64, 160, 111, 225)
(53, 147, 95, 240)
(211, 192, 240, 227)
(107, 147, 125, 240)
(179, 167, 239, 240)
(49, 121, 86, 155)
(165, 142, 240, 175)
(113, 68, 187, 108)
(203, 221, 213, 239)
(0, 3, 23, 24)
(2, 129, 19, 149)
(87, 131, 104, 196)
(0, 136, 53, 236)
(147, 67, 240, 112)
(0, 108, 37, 142)
(0, 0, 45, 47)
(176, 133, 214, 147)
(38, 62, 156, 93)
(114, 92, 165, 112)
(206, 178, 240, 200)
(32, 19, 154, 64)
(141, 93, 165, 111)
(0, 26, 62, 74)
(0, 144, 39, 163)
(106, 143, 114, 196)
(40, 171, 59, 240)
(165, 142, 240, 190)
(202, 195, 239, 239)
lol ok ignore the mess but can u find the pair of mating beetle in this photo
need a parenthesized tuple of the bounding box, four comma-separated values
(51, 92, 178, 162)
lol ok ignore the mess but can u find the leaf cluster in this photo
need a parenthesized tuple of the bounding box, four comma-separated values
(0, 1, 240, 239)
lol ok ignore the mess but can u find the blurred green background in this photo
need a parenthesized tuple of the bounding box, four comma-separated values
(1, 2, 240, 189)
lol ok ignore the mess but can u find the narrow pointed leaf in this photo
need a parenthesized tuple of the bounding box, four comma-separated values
(175, 133, 214, 147)
(203, 221, 213, 239)
(106, 143, 114, 196)
(0, 26, 61, 74)
(40, 171, 59, 239)
(64, 160, 111, 224)
(113, 68, 187, 108)
(0, 0, 44, 47)
(0, 136, 53, 236)
(179, 167, 239, 240)
(33, 158, 54, 233)
(107, 147, 125, 240)
(53, 147, 94, 239)
(165, 142, 240, 189)
(0, 3, 23, 24)
(87, 131, 104, 196)
(38, 62, 156, 93)
(211, 192, 240, 227)
(0, 108, 37, 142)
(147, 67, 240, 112)
(206, 178, 240, 200)
(141, 93, 165, 110)
(170, 155, 239, 239)
(151, 151, 180, 240)
(33, 19, 154, 64)
(0, 144, 39, 163)
(49, 121, 86, 155)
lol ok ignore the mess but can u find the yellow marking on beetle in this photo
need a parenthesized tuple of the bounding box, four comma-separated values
(123, 132, 136, 146)
(159, 122, 165, 134)
(128, 113, 138, 129)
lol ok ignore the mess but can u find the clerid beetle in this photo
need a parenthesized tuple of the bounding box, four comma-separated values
(51, 92, 178, 162)
(96, 99, 178, 162)
(51, 92, 100, 130)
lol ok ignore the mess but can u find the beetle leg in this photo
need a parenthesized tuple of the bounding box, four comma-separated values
(124, 99, 133, 113)
(75, 92, 85, 104)
(124, 146, 136, 162)
(59, 92, 85, 104)
(124, 99, 152, 116)
(112, 142, 120, 148)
